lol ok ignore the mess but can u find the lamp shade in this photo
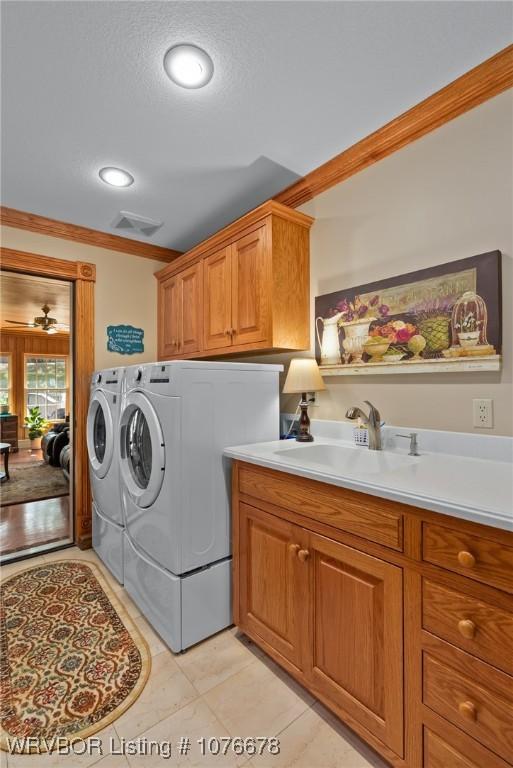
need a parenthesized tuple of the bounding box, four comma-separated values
(283, 358, 326, 394)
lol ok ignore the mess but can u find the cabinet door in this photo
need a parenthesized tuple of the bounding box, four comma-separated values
(305, 533, 404, 756)
(231, 226, 269, 346)
(158, 274, 181, 359)
(238, 503, 308, 671)
(179, 262, 202, 355)
(203, 246, 232, 350)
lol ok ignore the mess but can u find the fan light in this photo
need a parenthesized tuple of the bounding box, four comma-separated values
(46, 327, 58, 335)
(163, 44, 214, 89)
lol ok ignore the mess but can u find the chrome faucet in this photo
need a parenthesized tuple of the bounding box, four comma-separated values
(345, 400, 382, 451)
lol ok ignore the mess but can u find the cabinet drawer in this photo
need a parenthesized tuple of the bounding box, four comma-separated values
(424, 727, 510, 768)
(423, 653, 513, 762)
(423, 580, 513, 675)
(423, 523, 513, 594)
(238, 465, 403, 550)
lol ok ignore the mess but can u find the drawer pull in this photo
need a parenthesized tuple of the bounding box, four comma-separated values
(457, 550, 476, 568)
(458, 619, 476, 639)
(297, 549, 310, 563)
(289, 544, 300, 557)
(458, 700, 477, 721)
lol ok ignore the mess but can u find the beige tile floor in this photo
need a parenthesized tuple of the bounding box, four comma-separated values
(0, 548, 387, 768)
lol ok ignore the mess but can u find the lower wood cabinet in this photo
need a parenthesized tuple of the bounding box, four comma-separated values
(236, 500, 404, 757)
(423, 728, 511, 768)
(238, 502, 308, 672)
(232, 460, 513, 768)
(305, 532, 404, 756)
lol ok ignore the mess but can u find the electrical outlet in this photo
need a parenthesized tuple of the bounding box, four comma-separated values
(473, 398, 493, 429)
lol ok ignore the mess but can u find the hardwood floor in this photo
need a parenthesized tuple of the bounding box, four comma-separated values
(0, 495, 70, 557)
(9, 448, 44, 466)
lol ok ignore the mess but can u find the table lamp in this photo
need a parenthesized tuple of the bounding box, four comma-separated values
(283, 358, 326, 442)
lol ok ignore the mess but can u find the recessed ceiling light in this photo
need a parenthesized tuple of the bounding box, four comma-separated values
(163, 44, 214, 89)
(99, 166, 134, 188)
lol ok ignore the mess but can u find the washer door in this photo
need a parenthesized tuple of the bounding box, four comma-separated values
(120, 392, 165, 508)
(87, 390, 114, 479)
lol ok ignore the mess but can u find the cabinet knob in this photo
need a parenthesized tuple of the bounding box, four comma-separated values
(225, 329, 231, 336)
(297, 549, 310, 563)
(289, 544, 300, 557)
(458, 619, 476, 640)
(458, 550, 476, 568)
(458, 700, 477, 721)
(231, 328, 236, 336)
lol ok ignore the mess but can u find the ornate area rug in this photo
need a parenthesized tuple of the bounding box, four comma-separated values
(0, 560, 150, 752)
(0, 463, 69, 507)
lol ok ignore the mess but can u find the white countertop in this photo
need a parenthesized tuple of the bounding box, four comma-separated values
(224, 436, 513, 532)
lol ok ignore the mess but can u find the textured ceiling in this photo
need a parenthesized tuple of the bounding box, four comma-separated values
(1, 1, 511, 252)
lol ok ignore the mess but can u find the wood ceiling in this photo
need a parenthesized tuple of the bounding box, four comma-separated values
(0, 270, 71, 332)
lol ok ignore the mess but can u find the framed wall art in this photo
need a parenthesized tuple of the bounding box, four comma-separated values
(315, 251, 502, 376)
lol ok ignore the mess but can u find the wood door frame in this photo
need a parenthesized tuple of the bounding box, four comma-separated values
(1, 246, 95, 549)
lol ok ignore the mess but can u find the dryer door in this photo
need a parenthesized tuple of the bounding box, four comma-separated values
(120, 392, 165, 509)
(87, 390, 114, 479)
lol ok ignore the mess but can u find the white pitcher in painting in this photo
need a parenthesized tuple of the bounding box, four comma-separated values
(316, 313, 343, 365)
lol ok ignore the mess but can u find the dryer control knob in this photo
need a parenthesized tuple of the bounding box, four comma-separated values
(96, 373, 102, 384)
(136, 369, 142, 382)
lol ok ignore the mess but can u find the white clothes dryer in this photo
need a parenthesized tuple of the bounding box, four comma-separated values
(119, 360, 281, 651)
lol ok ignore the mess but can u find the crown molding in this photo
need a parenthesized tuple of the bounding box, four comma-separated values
(276, 44, 513, 208)
(0, 207, 182, 263)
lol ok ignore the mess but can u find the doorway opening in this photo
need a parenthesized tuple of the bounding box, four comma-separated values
(0, 270, 74, 560)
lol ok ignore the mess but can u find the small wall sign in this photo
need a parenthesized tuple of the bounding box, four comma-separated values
(107, 325, 144, 355)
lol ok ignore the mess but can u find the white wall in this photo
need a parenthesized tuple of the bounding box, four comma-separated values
(0, 227, 162, 370)
(257, 91, 513, 435)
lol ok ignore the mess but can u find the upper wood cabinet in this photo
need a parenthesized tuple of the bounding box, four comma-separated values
(231, 226, 269, 346)
(180, 262, 202, 355)
(158, 261, 202, 358)
(155, 201, 313, 360)
(158, 272, 180, 359)
(203, 246, 233, 351)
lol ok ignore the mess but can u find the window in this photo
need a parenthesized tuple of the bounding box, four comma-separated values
(25, 356, 69, 421)
(0, 355, 11, 409)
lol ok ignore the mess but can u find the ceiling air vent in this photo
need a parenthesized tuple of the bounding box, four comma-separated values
(111, 211, 163, 237)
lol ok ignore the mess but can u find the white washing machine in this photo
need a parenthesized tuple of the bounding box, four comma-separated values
(87, 367, 125, 583)
(120, 360, 281, 652)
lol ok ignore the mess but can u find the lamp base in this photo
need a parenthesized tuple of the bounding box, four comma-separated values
(296, 394, 314, 442)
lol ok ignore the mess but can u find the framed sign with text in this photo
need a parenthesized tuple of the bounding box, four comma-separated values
(107, 325, 144, 355)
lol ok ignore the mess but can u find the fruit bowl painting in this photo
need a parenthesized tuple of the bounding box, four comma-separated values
(315, 251, 502, 375)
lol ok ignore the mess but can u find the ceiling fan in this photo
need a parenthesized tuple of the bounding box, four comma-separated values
(4, 304, 70, 334)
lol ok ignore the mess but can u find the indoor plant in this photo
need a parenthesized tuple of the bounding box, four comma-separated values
(24, 406, 50, 450)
